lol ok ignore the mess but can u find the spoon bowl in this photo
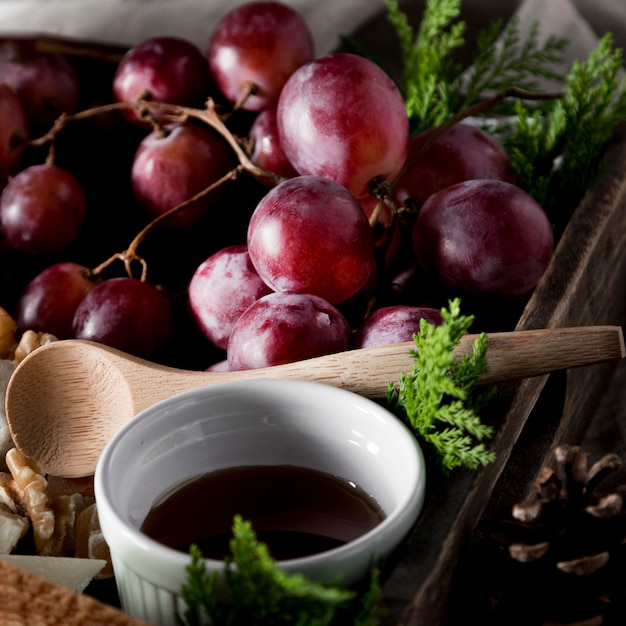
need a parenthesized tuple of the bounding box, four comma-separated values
(6, 325, 625, 477)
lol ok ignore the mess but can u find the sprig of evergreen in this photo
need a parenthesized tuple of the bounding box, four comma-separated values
(460, 18, 568, 108)
(386, 299, 496, 472)
(177, 516, 383, 626)
(385, 0, 465, 133)
(387, 0, 567, 135)
(505, 33, 626, 218)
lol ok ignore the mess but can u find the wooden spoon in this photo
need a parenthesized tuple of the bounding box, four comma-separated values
(5, 325, 625, 478)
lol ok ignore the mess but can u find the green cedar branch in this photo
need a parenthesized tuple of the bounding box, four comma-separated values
(386, 299, 497, 473)
(506, 32, 626, 218)
(177, 516, 383, 626)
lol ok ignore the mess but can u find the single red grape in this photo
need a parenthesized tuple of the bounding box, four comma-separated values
(207, 1, 314, 111)
(247, 175, 375, 304)
(131, 122, 236, 229)
(0, 164, 86, 255)
(0, 38, 80, 132)
(15, 262, 100, 338)
(412, 179, 554, 298)
(227, 291, 351, 370)
(248, 103, 298, 179)
(72, 277, 173, 359)
(277, 52, 409, 198)
(113, 36, 212, 126)
(394, 123, 516, 206)
(188, 244, 273, 351)
(352, 305, 443, 349)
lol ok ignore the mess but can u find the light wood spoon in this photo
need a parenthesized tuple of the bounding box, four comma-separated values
(5, 325, 625, 478)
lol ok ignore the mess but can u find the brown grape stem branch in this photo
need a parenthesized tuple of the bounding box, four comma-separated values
(28, 98, 286, 282)
(29, 98, 284, 187)
(367, 85, 566, 229)
(90, 165, 243, 282)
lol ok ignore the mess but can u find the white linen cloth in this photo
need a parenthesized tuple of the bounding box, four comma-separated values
(0, 0, 622, 64)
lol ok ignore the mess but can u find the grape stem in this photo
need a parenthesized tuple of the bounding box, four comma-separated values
(30, 98, 284, 187)
(89, 165, 243, 282)
(367, 86, 565, 228)
(28, 97, 286, 282)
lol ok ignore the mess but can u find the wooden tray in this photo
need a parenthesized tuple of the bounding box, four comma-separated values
(4, 31, 626, 626)
(377, 124, 626, 624)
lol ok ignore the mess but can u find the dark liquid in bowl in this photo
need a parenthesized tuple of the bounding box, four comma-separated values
(140, 465, 386, 560)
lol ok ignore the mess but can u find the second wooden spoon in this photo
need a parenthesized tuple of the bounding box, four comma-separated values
(5, 325, 625, 477)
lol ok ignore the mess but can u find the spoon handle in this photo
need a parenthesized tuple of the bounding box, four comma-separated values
(198, 325, 624, 398)
(113, 324, 625, 407)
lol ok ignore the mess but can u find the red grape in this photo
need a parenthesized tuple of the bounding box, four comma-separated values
(15, 262, 100, 339)
(412, 179, 554, 298)
(0, 38, 80, 132)
(0, 84, 28, 179)
(227, 291, 350, 370)
(131, 122, 236, 229)
(352, 305, 443, 349)
(277, 52, 409, 198)
(207, 1, 314, 111)
(394, 123, 516, 206)
(72, 277, 173, 359)
(188, 244, 272, 350)
(113, 36, 212, 126)
(247, 175, 375, 304)
(0, 164, 86, 255)
(248, 103, 298, 179)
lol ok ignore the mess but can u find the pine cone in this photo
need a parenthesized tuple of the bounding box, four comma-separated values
(479, 444, 626, 625)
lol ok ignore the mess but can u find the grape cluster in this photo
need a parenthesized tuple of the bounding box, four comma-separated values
(0, 1, 555, 371)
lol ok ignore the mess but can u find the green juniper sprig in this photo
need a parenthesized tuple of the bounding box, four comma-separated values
(177, 516, 383, 626)
(459, 17, 568, 110)
(385, 0, 465, 134)
(386, 0, 567, 135)
(386, 299, 496, 473)
(505, 33, 626, 219)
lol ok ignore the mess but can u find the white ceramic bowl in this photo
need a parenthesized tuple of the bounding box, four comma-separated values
(95, 379, 426, 625)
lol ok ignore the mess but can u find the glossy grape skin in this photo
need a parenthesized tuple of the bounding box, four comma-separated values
(249, 104, 298, 179)
(188, 245, 273, 351)
(15, 262, 100, 339)
(394, 123, 516, 207)
(207, 1, 314, 112)
(113, 36, 212, 125)
(247, 175, 375, 304)
(0, 84, 28, 179)
(277, 52, 409, 198)
(131, 122, 236, 229)
(352, 305, 443, 349)
(412, 179, 554, 298)
(0, 164, 86, 255)
(0, 38, 80, 132)
(227, 291, 351, 371)
(72, 277, 173, 359)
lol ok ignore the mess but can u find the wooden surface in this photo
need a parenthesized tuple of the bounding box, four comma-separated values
(377, 125, 626, 624)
